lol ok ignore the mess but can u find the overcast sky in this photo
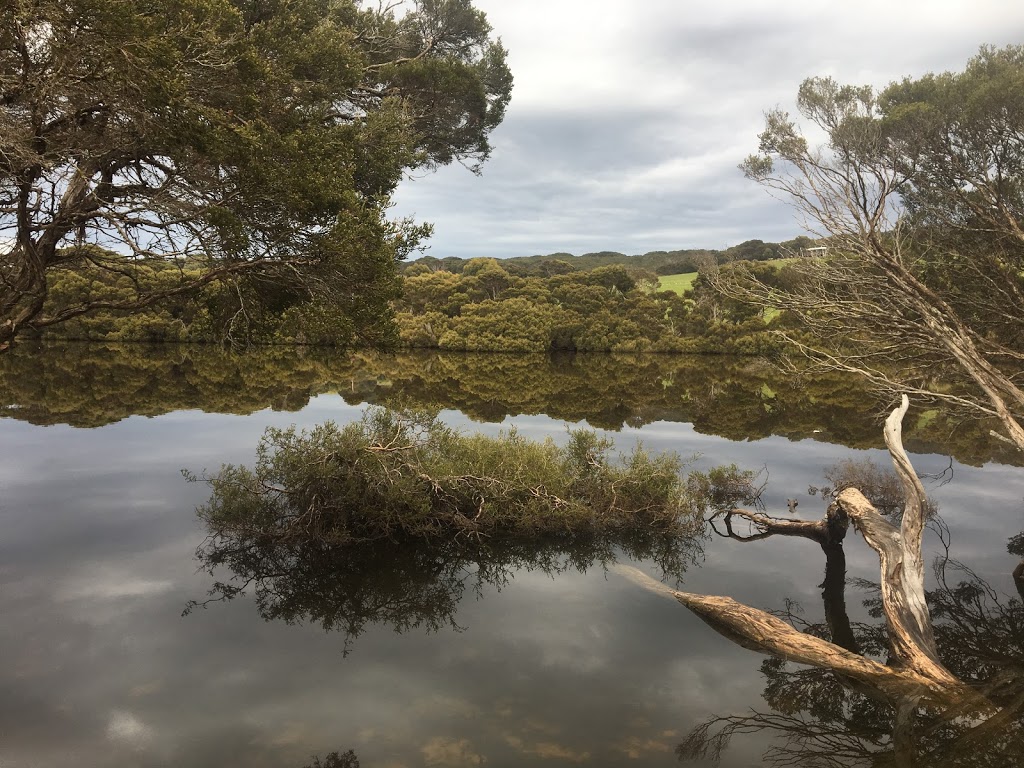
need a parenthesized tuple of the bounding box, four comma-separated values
(390, 0, 1024, 260)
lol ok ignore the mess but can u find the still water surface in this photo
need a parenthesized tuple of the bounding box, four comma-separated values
(1, 343, 1021, 767)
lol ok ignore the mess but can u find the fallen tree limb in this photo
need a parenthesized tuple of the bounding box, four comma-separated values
(614, 565, 982, 707)
(622, 395, 994, 713)
(710, 504, 848, 546)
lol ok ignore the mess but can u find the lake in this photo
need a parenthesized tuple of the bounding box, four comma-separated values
(1, 342, 1022, 767)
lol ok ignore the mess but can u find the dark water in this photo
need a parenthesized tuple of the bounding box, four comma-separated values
(1, 343, 1022, 767)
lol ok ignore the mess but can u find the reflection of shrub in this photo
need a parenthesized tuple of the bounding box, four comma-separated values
(303, 752, 359, 768)
(808, 458, 938, 519)
(1010, 533, 1024, 558)
(196, 407, 705, 547)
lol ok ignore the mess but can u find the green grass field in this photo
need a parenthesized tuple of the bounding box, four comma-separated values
(657, 272, 698, 294)
(657, 258, 799, 295)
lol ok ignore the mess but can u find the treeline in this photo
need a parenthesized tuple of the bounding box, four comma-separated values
(31, 254, 398, 347)
(394, 259, 778, 353)
(402, 236, 818, 277)
(32, 251, 790, 354)
(5, 342, 1018, 467)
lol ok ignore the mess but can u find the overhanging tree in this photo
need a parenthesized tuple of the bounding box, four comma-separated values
(0, 0, 512, 350)
(616, 46, 1024, 759)
(721, 46, 1024, 452)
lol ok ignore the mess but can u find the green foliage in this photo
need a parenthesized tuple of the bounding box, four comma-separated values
(197, 407, 704, 547)
(393, 262, 776, 353)
(1, 0, 512, 349)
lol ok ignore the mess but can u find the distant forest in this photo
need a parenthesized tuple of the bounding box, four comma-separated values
(401, 236, 819, 276)
(28, 237, 815, 353)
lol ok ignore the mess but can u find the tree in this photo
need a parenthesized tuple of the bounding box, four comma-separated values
(624, 398, 1020, 765)
(0, 0, 512, 351)
(615, 48, 1024, 763)
(723, 46, 1024, 451)
(677, 527, 1024, 767)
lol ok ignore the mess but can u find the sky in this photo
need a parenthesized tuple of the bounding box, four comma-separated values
(390, 0, 1024, 260)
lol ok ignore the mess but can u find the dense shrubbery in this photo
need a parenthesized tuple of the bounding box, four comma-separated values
(33, 253, 784, 353)
(187, 406, 773, 647)
(402, 236, 817, 276)
(33, 257, 397, 346)
(194, 407, 709, 547)
(187, 407, 730, 648)
(394, 259, 781, 353)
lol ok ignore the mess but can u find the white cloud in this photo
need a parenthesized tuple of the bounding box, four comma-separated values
(106, 710, 153, 745)
(392, 0, 1024, 259)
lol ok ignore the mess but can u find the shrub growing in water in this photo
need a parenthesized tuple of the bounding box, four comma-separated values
(194, 407, 707, 547)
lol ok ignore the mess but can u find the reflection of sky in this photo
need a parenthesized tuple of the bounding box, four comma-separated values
(1, 395, 1022, 767)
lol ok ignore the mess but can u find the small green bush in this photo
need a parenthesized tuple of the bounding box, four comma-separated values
(196, 407, 705, 546)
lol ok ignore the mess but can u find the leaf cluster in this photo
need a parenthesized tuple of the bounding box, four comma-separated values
(197, 406, 705, 547)
(1, 0, 512, 349)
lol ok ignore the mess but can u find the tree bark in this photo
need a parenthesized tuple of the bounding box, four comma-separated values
(615, 564, 983, 709)
(621, 395, 993, 713)
(710, 502, 848, 547)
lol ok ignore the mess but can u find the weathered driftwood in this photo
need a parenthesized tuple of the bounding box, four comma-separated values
(616, 565, 979, 708)
(621, 395, 992, 711)
(836, 396, 942, 671)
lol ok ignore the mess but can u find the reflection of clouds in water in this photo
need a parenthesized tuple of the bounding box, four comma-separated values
(421, 736, 486, 767)
(257, 720, 313, 748)
(56, 567, 173, 602)
(503, 735, 591, 763)
(411, 695, 479, 720)
(481, 569, 615, 675)
(2, 385, 1022, 767)
(106, 710, 153, 745)
(615, 730, 678, 759)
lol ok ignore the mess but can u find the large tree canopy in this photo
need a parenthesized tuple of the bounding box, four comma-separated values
(0, 0, 512, 350)
(729, 45, 1024, 452)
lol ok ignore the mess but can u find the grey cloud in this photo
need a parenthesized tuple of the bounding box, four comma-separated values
(392, 1, 1024, 260)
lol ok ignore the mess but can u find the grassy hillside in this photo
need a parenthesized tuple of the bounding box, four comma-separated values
(657, 257, 799, 296)
(658, 272, 698, 293)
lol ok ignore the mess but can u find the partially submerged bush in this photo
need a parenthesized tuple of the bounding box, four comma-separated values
(187, 408, 709, 647)
(193, 407, 705, 548)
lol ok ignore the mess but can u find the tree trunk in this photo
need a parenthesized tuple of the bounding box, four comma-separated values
(619, 395, 993, 713)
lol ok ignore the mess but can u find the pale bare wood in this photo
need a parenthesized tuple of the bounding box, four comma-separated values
(619, 395, 997, 713)
(613, 564, 983, 707)
(836, 488, 952, 684)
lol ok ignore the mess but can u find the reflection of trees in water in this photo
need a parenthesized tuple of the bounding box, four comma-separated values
(302, 752, 358, 768)
(679, 488, 1024, 766)
(2, 341, 1017, 465)
(188, 524, 703, 655)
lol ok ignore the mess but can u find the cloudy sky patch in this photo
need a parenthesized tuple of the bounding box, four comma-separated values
(392, 0, 1024, 259)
